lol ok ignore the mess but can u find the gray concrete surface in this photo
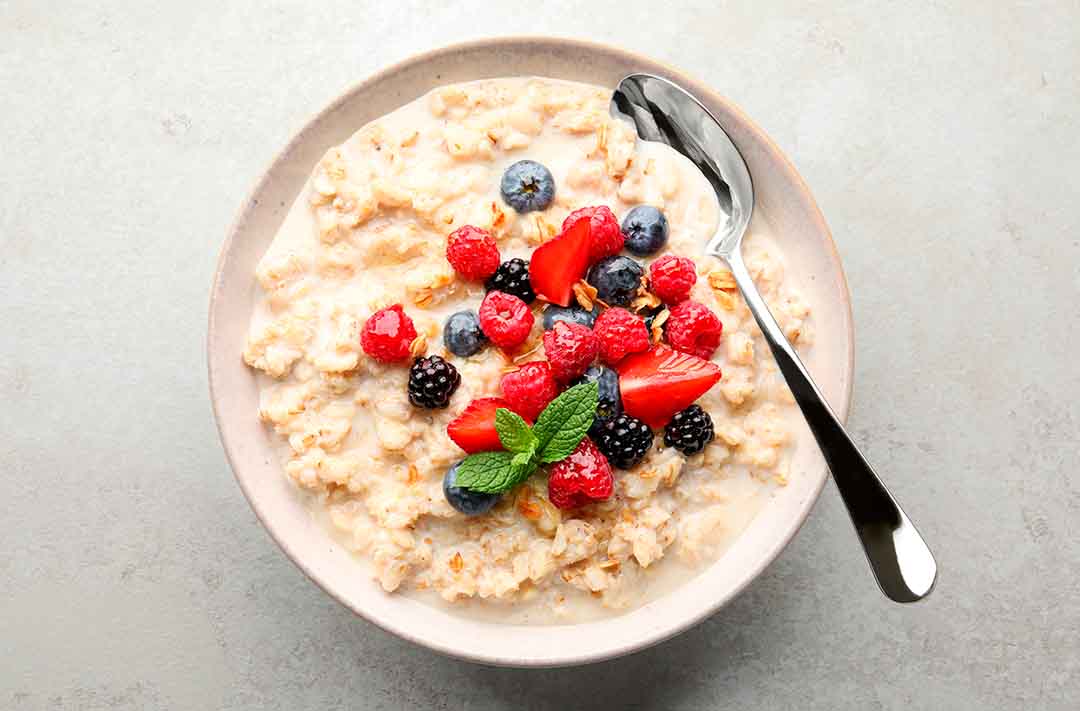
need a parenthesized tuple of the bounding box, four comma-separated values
(2, 1, 1077, 708)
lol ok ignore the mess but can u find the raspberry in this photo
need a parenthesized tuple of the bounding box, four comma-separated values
(361, 304, 417, 363)
(593, 307, 650, 365)
(446, 225, 500, 281)
(649, 254, 697, 304)
(543, 321, 598, 382)
(547, 438, 614, 510)
(500, 361, 558, 420)
(478, 291, 534, 349)
(563, 205, 623, 263)
(666, 300, 723, 360)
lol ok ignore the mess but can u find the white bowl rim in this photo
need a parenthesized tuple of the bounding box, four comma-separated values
(208, 36, 854, 667)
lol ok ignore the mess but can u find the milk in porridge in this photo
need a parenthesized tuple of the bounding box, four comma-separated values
(242, 78, 812, 623)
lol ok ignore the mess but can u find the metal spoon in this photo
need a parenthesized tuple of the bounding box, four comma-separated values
(611, 74, 937, 602)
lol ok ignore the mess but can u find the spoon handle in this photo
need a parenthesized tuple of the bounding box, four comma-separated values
(724, 249, 937, 602)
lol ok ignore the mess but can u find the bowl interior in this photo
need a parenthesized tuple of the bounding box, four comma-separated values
(208, 38, 853, 667)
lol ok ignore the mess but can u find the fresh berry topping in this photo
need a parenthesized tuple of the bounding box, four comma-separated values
(408, 355, 461, 409)
(543, 321, 598, 382)
(649, 254, 697, 304)
(621, 205, 669, 256)
(445, 225, 500, 281)
(361, 304, 417, 363)
(447, 397, 527, 453)
(616, 346, 721, 428)
(593, 307, 650, 365)
(593, 414, 654, 470)
(529, 217, 591, 306)
(443, 310, 487, 357)
(542, 303, 600, 330)
(666, 300, 723, 360)
(546, 438, 614, 510)
(500, 361, 558, 420)
(444, 461, 500, 515)
(485, 258, 536, 303)
(573, 365, 622, 434)
(500, 160, 555, 213)
(478, 291, 535, 349)
(563, 205, 624, 263)
(586, 255, 644, 307)
(663, 404, 715, 456)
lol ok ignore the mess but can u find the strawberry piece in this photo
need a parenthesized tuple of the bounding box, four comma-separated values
(447, 398, 529, 453)
(528, 218, 591, 306)
(616, 346, 721, 428)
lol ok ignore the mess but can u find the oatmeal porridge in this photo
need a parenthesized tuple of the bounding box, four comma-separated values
(242, 77, 813, 623)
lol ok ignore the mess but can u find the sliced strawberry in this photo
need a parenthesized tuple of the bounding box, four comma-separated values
(528, 218, 591, 306)
(616, 346, 721, 428)
(447, 397, 530, 453)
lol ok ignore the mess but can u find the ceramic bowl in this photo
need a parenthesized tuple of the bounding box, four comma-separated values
(208, 37, 853, 667)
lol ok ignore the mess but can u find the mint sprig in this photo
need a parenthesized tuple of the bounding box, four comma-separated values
(495, 408, 537, 454)
(533, 383, 600, 463)
(453, 381, 599, 495)
(451, 450, 519, 492)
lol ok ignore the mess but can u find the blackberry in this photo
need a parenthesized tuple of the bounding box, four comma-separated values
(408, 355, 461, 409)
(594, 413, 653, 469)
(485, 258, 535, 303)
(663, 404, 714, 455)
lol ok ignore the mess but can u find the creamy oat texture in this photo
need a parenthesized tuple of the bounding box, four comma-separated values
(242, 78, 813, 623)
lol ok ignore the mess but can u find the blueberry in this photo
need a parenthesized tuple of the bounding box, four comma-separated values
(500, 160, 555, 213)
(444, 310, 486, 357)
(443, 462, 500, 515)
(542, 303, 600, 330)
(586, 255, 644, 307)
(621, 206, 668, 256)
(573, 365, 622, 435)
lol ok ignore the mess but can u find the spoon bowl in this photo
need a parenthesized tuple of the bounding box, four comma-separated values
(613, 73, 937, 603)
(611, 73, 753, 258)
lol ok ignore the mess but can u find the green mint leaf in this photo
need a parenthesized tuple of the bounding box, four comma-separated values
(533, 381, 599, 464)
(495, 408, 537, 454)
(452, 451, 517, 493)
(509, 447, 539, 483)
(455, 447, 541, 495)
(511, 449, 535, 471)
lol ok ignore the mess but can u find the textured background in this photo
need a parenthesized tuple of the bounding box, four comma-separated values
(2, 1, 1077, 709)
